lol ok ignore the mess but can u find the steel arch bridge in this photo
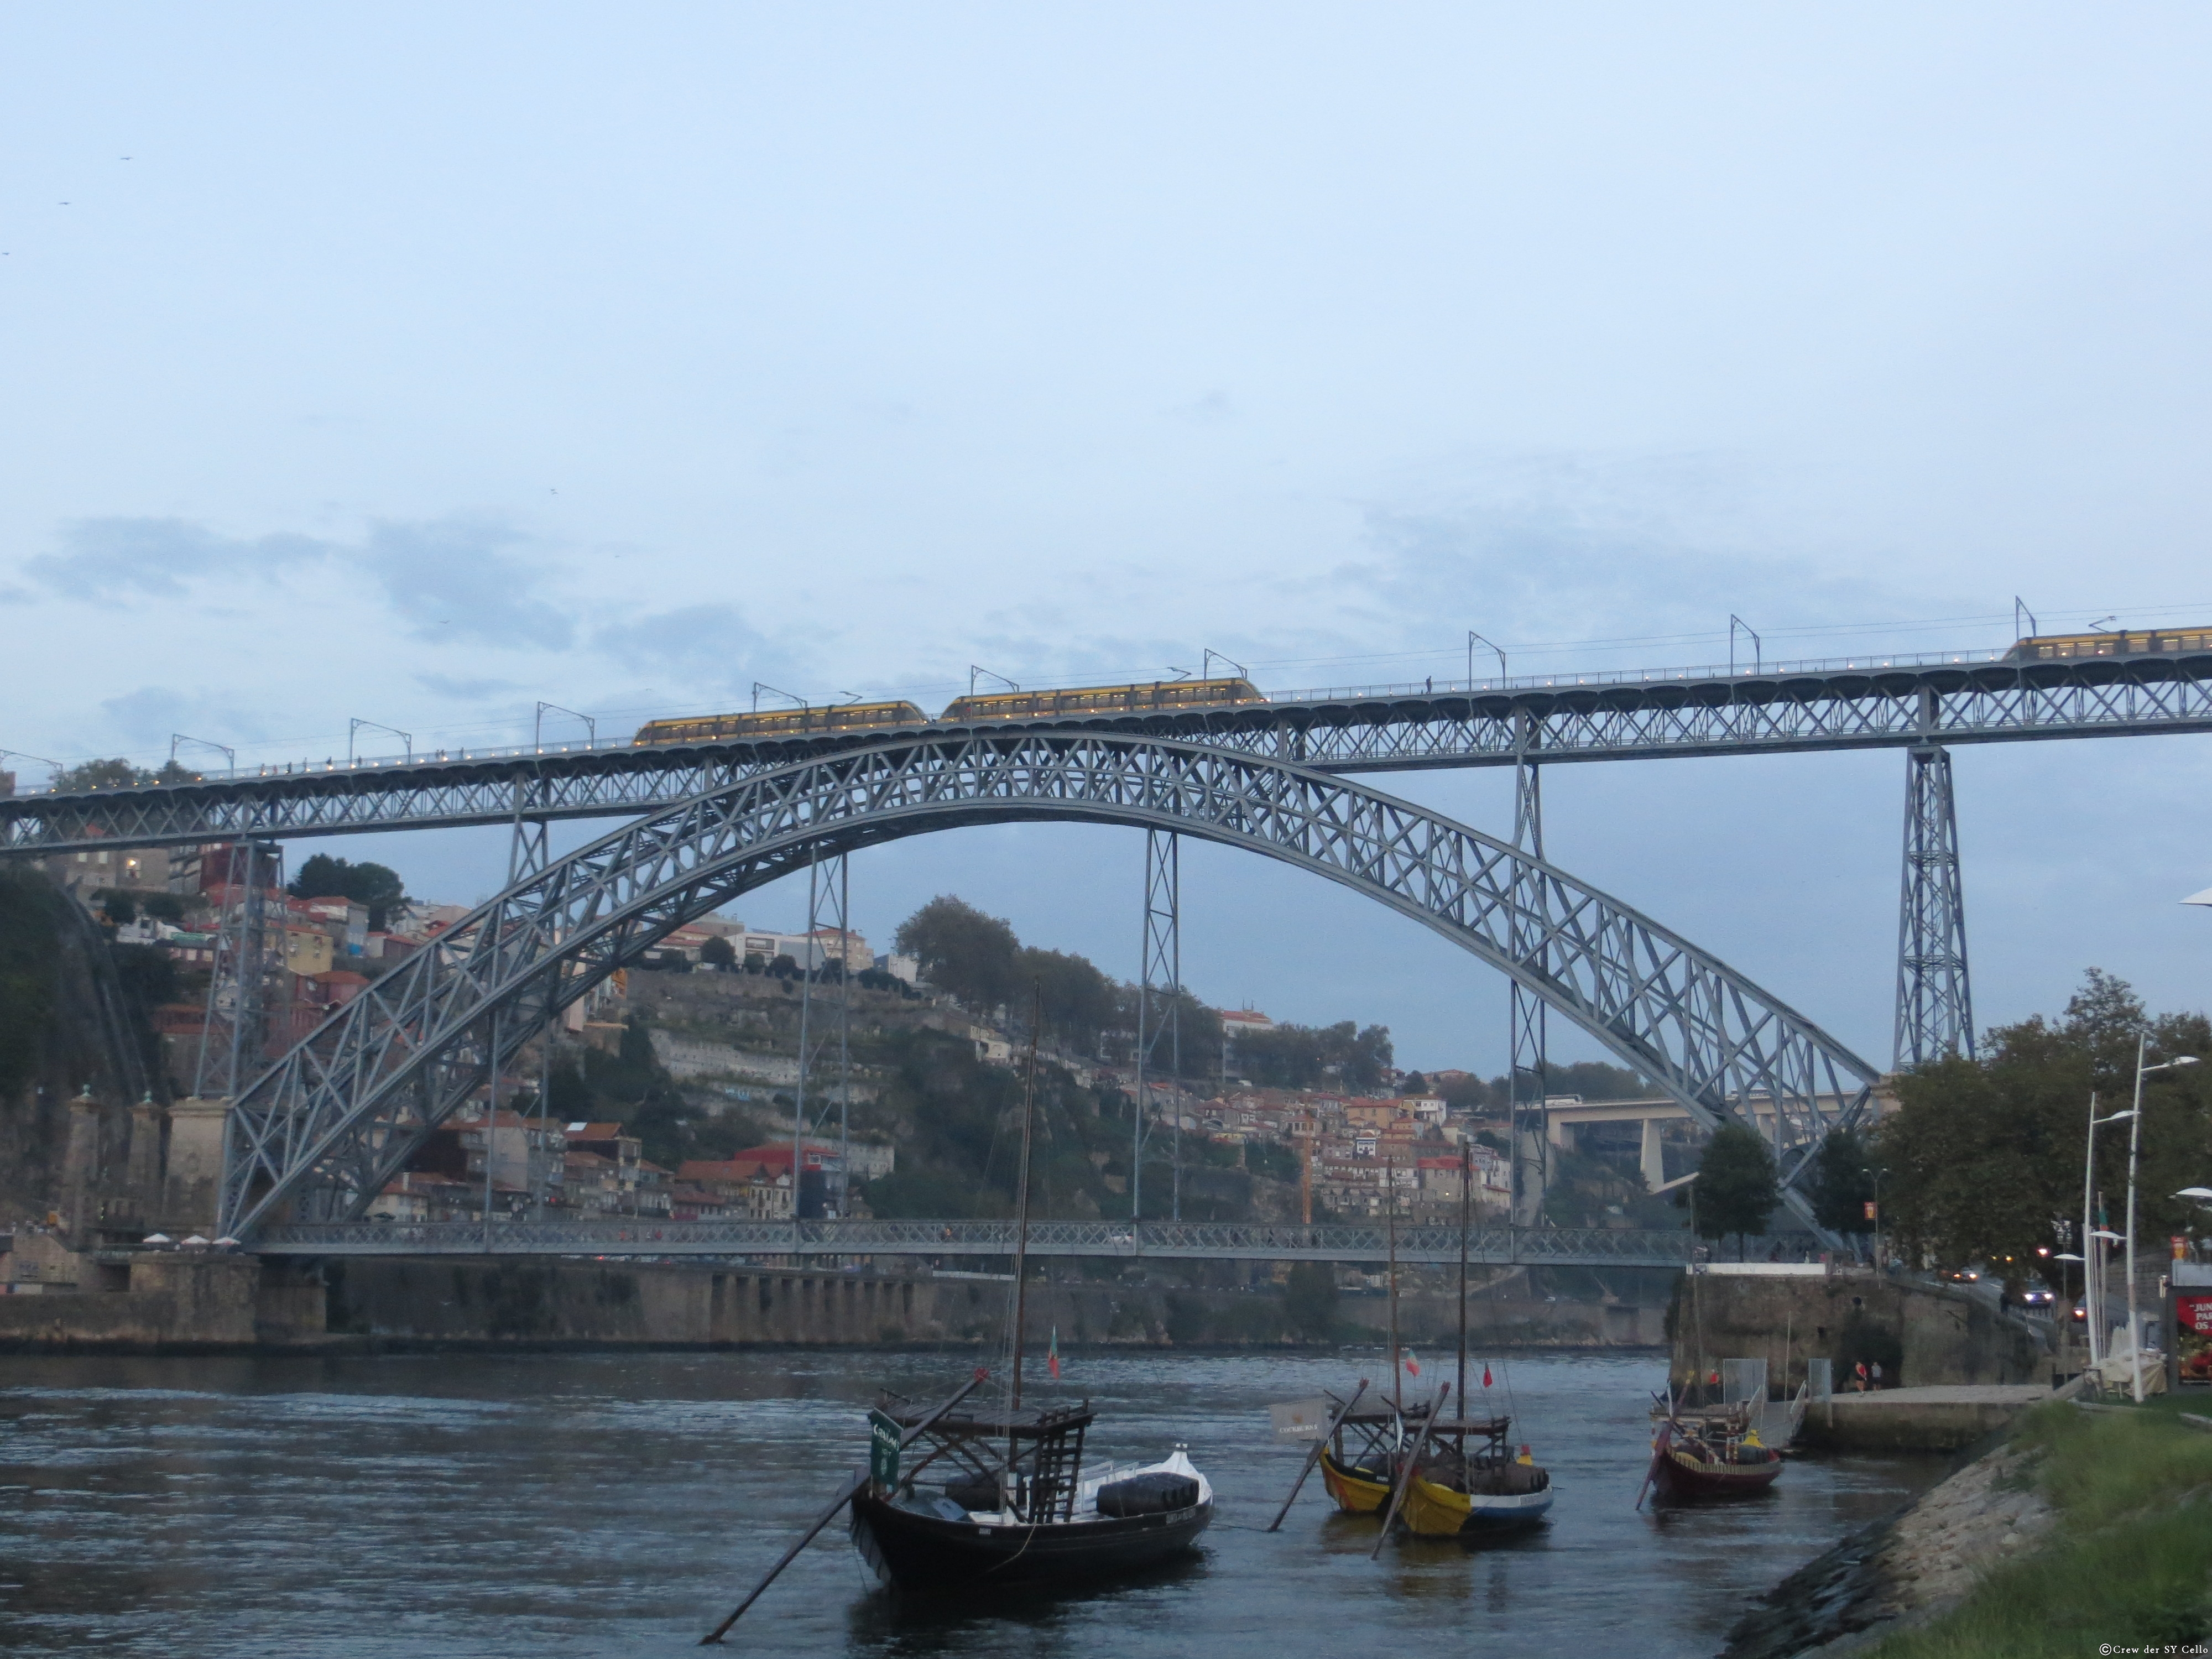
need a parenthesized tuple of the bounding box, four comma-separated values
(217, 731, 1879, 1241)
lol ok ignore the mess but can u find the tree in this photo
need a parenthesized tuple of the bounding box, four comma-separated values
(1017, 946, 1118, 1052)
(700, 934, 736, 971)
(1881, 970, 2211, 1278)
(896, 895, 1020, 1012)
(1233, 1020, 1394, 1092)
(1401, 1071, 1427, 1095)
(1692, 1124, 1779, 1259)
(1810, 1126, 1877, 1240)
(288, 853, 408, 931)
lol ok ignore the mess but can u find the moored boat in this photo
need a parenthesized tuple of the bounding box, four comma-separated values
(850, 1403, 1213, 1588)
(1401, 1415, 1555, 1536)
(1644, 1411, 1782, 1501)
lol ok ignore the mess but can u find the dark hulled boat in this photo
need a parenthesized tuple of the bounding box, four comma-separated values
(1644, 1410, 1782, 1501)
(850, 1399, 1212, 1589)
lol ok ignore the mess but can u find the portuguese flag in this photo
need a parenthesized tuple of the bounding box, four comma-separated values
(1048, 1327, 1061, 1379)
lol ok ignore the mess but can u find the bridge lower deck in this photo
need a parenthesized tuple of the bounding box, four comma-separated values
(247, 1218, 1696, 1267)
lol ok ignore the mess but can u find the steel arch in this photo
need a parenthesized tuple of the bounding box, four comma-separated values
(217, 732, 1879, 1238)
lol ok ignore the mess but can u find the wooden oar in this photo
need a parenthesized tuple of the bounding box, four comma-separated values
(700, 1369, 989, 1644)
(1265, 1379, 1369, 1532)
(1369, 1382, 1450, 1559)
(1635, 1383, 1677, 1511)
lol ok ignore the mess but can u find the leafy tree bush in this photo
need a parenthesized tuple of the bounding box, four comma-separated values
(1686, 1124, 1778, 1258)
(1811, 1126, 1876, 1238)
(1233, 1020, 1394, 1092)
(1881, 970, 2210, 1276)
(896, 895, 1020, 1013)
(288, 853, 408, 930)
(699, 935, 736, 970)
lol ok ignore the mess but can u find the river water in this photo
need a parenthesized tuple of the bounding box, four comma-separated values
(0, 1349, 1946, 1657)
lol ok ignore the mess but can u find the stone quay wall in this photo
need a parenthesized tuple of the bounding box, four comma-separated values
(1669, 1269, 2049, 1394)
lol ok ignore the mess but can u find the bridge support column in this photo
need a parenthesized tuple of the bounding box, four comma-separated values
(192, 839, 281, 1100)
(792, 849, 854, 1218)
(1133, 830, 1181, 1222)
(1640, 1117, 1666, 1193)
(1509, 740, 1548, 1226)
(1894, 744, 1975, 1068)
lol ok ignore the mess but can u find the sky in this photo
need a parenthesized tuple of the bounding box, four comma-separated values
(3, 6, 2210, 1074)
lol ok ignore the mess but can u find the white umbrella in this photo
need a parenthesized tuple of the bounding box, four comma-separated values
(2177, 1188, 2212, 1202)
(2184, 887, 2212, 907)
(211, 1236, 241, 1248)
(141, 1233, 173, 1245)
(181, 1235, 209, 1246)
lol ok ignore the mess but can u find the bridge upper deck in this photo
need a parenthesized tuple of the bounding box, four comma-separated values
(4, 647, 2208, 853)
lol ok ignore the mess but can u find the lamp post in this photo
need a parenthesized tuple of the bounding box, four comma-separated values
(2083, 1093, 2135, 1366)
(2126, 1040, 2200, 1401)
(1861, 1164, 1887, 1270)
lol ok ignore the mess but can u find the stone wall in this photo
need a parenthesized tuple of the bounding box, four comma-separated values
(1670, 1269, 2049, 1392)
(0, 1254, 326, 1350)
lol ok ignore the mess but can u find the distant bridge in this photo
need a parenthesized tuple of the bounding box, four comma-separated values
(7, 649, 2208, 853)
(249, 1217, 1695, 1268)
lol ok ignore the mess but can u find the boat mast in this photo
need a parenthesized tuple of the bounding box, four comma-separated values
(1009, 983, 1043, 1413)
(1387, 1165, 1401, 1416)
(1457, 1136, 1470, 1413)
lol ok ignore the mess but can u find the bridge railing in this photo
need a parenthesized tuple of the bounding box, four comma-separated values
(7, 646, 2038, 795)
(247, 1217, 1698, 1266)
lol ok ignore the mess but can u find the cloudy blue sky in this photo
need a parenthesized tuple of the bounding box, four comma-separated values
(4, 6, 2209, 1072)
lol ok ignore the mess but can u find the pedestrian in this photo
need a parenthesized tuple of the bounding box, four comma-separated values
(1854, 1360, 1869, 1392)
(1870, 1360, 1884, 1391)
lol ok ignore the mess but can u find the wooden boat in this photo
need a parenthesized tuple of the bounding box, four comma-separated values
(1317, 1402, 1410, 1514)
(698, 988, 1213, 1643)
(1401, 1415, 1555, 1536)
(1383, 1143, 1553, 1540)
(849, 990, 1213, 1590)
(850, 1401, 1213, 1589)
(1644, 1409, 1782, 1501)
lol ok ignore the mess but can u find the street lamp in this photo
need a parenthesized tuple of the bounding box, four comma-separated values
(1861, 1164, 1887, 1270)
(2126, 1041, 2200, 1402)
(2083, 1094, 2136, 1366)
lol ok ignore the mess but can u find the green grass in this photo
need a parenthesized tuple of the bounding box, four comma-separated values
(1870, 1399, 2212, 1658)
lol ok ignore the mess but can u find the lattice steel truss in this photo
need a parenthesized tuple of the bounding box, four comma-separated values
(1895, 745, 1975, 1067)
(12, 654, 2209, 854)
(213, 732, 1879, 1240)
(792, 849, 854, 1215)
(249, 1217, 1698, 1267)
(1131, 829, 1181, 1221)
(1508, 731, 1548, 1225)
(192, 839, 284, 1102)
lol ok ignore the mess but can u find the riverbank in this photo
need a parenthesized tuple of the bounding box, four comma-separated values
(1723, 1394, 2212, 1657)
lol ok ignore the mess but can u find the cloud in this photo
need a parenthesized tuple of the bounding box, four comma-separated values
(16, 513, 575, 650)
(25, 518, 327, 602)
(358, 519, 576, 649)
(593, 603, 776, 685)
(415, 672, 521, 700)
(97, 685, 269, 749)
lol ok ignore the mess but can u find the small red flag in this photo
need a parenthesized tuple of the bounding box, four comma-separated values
(1047, 1327, 1060, 1380)
(1404, 1354, 1420, 1376)
(1482, 1365, 1493, 1387)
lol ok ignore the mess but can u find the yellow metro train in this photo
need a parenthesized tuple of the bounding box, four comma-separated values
(633, 677, 1270, 745)
(937, 676, 1267, 723)
(632, 700, 927, 745)
(2007, 626, 2212, 662)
